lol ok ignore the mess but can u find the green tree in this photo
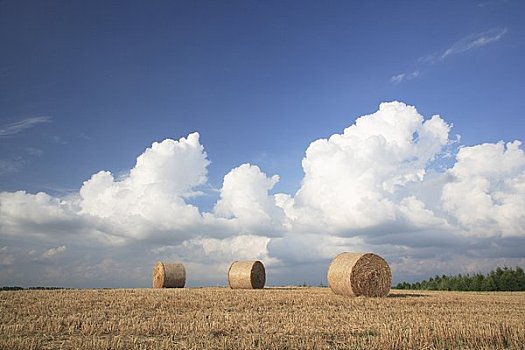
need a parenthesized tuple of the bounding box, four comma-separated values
(482, 274, 497, 291)
(438, 275, 450, 291)
(469, 273, 485, 291)
(395, 266, 525, 292)
(515, 266, 525, 291)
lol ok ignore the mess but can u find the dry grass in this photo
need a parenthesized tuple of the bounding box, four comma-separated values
(1, 288, 524, 349)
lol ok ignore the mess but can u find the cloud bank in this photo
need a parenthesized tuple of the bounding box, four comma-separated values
(1, 101, 524, 287)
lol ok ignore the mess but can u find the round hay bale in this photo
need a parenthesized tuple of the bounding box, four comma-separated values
(228, 260, 266, 289)
(152, 262, 186, 288)
(327, 252, 391, 297)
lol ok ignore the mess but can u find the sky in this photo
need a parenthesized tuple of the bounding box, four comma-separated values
(1, 0, 524, 288)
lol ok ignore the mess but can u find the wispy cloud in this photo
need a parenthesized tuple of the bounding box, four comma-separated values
(477, 0, 510, 9)
(25, 147, 43, 157)
(441, 27, 507, 59)
(0, 158, 25, 175)
(391, 27, 507, 84)
(51, 135, 67, 145)
(0, 116, 52, 138)
(391, 70, 419, 84)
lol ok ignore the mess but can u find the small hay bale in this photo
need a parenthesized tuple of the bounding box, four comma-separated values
(327, 252, 391, 297)
(152, 262, 186, 288)
(228, 260, 266, 289)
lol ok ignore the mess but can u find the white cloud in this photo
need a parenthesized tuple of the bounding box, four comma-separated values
(156, 235, 273, 264)
(0, 116, 52, 138)
(441, 27, 507, 59)
(442, 141, 525, 237)
(0, 102, 524, 287)
(213, 164, 286, 236)
(390, 73, 406, 84)
(268, 233, 364, 264)
(78, 132, 209, 241)
(393, 27, 507, 83)
(280, 101, 451, 234)
(0, 191, 77, 230)
(41, 245, 66, 258)
(391, 71, 419, 84)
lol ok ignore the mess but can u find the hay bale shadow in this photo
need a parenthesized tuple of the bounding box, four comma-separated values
(388, 293, 427, 298)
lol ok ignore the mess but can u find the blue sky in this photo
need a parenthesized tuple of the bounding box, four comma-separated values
(1, 0, 524, 288)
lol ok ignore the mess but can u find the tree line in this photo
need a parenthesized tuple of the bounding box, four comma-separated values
(395, 266, 525, 291)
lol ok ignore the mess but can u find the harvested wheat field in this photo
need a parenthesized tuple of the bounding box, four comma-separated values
(1, 288, 524, 350)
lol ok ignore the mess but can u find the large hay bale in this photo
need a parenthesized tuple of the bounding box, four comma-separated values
(152, 262, 186, 288)
(327, 252, 391, 297)
(228, 260, 266, 289)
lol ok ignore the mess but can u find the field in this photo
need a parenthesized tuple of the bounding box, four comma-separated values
(1, 288, 524, 350)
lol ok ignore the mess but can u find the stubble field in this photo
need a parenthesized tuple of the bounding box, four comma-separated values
(1, 287, 524, 350)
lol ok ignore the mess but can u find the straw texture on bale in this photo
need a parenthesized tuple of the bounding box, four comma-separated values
(152, 262, 186, 288)
(228, 260, 266, 289)
(327, 252, 391, 297)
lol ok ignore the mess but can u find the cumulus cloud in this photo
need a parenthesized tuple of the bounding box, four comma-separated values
(442, 141, 525, 237)
(279, 101, 451, 235)
(0, 191, 79, 237)
(213, 164, 286, 236)
(0, 101, 524, 287)
(78, 132, 209, 242)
